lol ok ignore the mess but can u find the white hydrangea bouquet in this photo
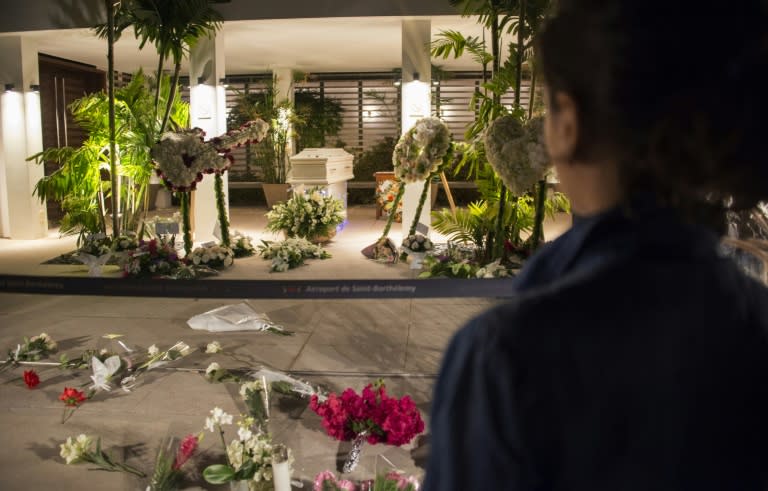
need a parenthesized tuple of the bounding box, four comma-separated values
(484, 115, 550, 195)
(401, 233, 433, 253)
(187, 243, 235, 270)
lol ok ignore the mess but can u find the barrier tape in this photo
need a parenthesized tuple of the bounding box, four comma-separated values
(0, 274, 516, 299)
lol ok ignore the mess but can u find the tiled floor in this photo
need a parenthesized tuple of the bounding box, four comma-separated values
(0, 205, 571, 490)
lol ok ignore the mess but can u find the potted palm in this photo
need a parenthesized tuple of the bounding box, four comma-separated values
(262, 101, 295, 208)
(228, 81, 343, 209)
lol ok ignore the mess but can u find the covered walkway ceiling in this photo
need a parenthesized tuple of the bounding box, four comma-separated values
(4, 16, 487, 75)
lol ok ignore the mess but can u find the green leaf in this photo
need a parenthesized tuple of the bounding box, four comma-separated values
(203, 464, 236, 484)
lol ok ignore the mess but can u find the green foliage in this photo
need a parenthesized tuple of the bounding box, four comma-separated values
(353, 137, 397, 182)
(98, 0, 222, 133)
(27, 71, 189, 240)
(419, 254, 479, 278)
(294, 89, 344, 150)
(226, 82, 344, 182)
(202, 464, 235, 484)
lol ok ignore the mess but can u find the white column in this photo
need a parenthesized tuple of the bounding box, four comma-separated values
(0, 36, 47, 239)
(189, 32, 227, 243)
(400, 19, 432, 238)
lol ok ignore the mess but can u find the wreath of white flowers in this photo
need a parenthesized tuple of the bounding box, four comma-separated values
(484, 115, 550, 195)
(392, 117, 451, 183)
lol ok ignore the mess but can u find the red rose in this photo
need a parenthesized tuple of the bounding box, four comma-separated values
(23, 370, 40, 389)
(59, 387, 87, 407)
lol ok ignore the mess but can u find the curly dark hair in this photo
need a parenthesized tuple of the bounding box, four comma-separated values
(536, 1, 768, 216)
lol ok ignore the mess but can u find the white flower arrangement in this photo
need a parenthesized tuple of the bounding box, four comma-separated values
(392, 117, 451, 183)
(226, 427, 277, 485)
(30, 332, 58, 352)
(257, 237, 331, 272)
(59, 434, 92, 465)
(205, 362, 222, 380)
(475, 259, 514, 278)
(152, 120, 270, 192)
(204, 406, 233, 432)
(239, 379, 266, 399)
(401, 233, 433, 253)
(484, 115, 550, 195)
(265, 187, 344, 240)
(205, 341, 223, 354)
(187, 244, 235, 270)
(210, 119, 270, 156)
(151, 128, 220, 191)
(231, 233, 256, 258)
(111, 232, 139, 252)
(78, 233, 112, 257)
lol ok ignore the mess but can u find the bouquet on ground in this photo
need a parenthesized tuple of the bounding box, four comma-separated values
(202, 408, 293, 490)
(148, 433, 202, 491)
(309, 381, 424, 472)
(314, 470, 420, 491)
(0, 332, 57, 373)
(266, 187, 344, 242)
(59, 434, 145, 477)
(186, 243, 235, 270)
(231, 233, 257, 258)
(123, 236, 182, 278)
(59, 432, 202, 489)
(257, 237, 331, 272)
(74, 233, 114, 275)
(400, 234, 433, 253)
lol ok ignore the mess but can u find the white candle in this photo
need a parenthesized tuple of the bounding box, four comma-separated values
(272, 459, 291, 491)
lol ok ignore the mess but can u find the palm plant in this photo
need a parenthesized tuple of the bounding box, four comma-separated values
(97, 0, 222, 134)
(28, 72, 189, 242)
(431, 0, 554, 257)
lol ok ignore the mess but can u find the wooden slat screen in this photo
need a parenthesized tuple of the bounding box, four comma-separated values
(178, 74, 534, 179)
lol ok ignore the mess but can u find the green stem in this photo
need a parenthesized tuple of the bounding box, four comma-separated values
(106, 0, 119, 238)
(530, 179, 547, 251)
(408, 179, 431, 237)
(514, 0, 526, 109)
(160, 62, 181, 134)
(214, 173, 230, 246)
(380, 185, 405, 239)
(493, 184, 508, 259)
(153, 55, 165, 122)
(217, 426, 231, 467)
(180, 191, 193, 256)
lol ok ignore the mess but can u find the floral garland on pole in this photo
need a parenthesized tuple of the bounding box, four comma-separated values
(362, 117, 451, 262)
(484, 115, 551, 251)
(151, 120, 269, 256)
(209, 120, 270, 247)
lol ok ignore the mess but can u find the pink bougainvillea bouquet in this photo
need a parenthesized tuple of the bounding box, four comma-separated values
(309, 381, 424, 446)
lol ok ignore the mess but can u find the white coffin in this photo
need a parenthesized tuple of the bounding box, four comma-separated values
(288, 148, 354, 185)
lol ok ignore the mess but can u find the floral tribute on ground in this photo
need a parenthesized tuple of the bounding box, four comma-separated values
(309, 381, 425, 473)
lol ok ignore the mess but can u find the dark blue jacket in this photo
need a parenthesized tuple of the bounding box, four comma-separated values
(424, 206, 768, 490)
